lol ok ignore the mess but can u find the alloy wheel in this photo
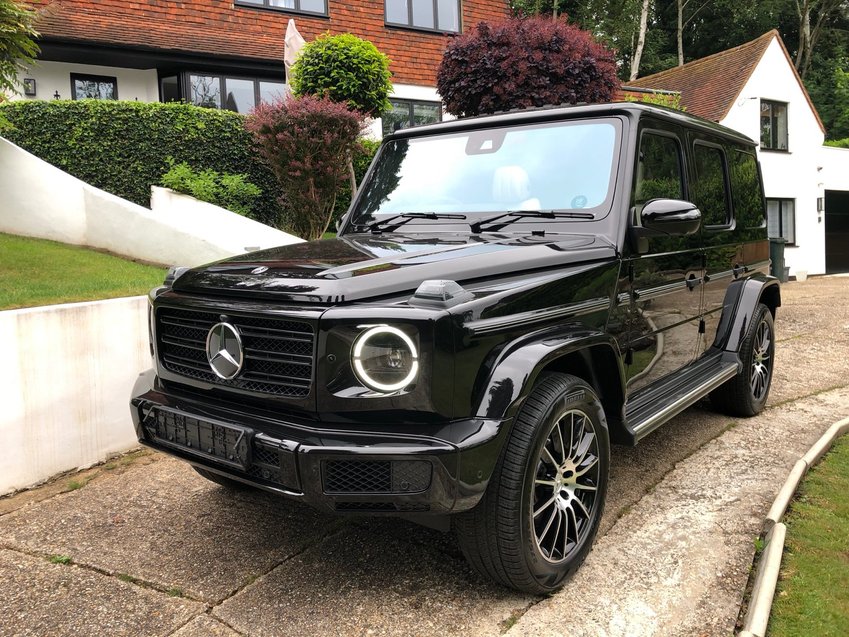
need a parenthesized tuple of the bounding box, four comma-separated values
(750, 318, 772, 401)
(531, 408, 601, 564)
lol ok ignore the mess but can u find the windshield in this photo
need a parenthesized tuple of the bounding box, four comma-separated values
(348, 118, 621, 231)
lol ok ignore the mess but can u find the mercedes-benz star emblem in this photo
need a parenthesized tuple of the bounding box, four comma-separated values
(206, 323, 244, 380)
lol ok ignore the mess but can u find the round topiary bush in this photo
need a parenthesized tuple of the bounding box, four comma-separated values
(437, 16, 619, 117)
(290, 32, 392, 118)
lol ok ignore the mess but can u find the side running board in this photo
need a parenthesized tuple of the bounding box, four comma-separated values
(626, 354, 740, 442)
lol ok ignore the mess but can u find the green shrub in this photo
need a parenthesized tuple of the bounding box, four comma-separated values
(290, 33, 392, 118)
(624, 92, 686, 111)
(825, 138, 849, 148)
(246, 95, 364, 240)
(0, 100, 283, 226)
(161, 159, 261, 216)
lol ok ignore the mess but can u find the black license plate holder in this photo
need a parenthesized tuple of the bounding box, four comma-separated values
(142, 406, 253, 471)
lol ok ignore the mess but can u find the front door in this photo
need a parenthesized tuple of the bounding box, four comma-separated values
(624, 126, 703, 392)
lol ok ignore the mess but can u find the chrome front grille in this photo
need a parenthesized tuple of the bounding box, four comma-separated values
(157, 307, 314, 398)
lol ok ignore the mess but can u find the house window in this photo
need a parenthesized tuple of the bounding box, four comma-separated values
(385, 0, 460, 33)
(767, 198, 795, 244)
(187, 74, 286, 113)
(760, 100, 788, 151)
(382, 99, 442, 136)
(71, 74, 118, 100)
(236, 0, 327, 16)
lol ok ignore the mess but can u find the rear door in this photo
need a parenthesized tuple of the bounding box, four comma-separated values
(687, 136, 736, 356)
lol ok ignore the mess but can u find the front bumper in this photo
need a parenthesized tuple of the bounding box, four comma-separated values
(130, 370, 509, 516)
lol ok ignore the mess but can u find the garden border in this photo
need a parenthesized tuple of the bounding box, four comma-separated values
(738, 415, 849, 637)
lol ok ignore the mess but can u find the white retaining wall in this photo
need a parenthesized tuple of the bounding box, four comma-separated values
(0, 137, 302, 267)
(0, 297, 149, 495)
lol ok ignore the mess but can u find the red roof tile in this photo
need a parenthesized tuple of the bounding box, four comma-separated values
(625, 30, 824, 133)
(30, 0, 511, 86)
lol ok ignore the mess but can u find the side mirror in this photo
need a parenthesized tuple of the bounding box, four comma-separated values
(640, 198, 701, 236)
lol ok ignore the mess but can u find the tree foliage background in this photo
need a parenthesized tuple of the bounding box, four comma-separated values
(512, 0, 849, 140)
(0, 0, 38, 94)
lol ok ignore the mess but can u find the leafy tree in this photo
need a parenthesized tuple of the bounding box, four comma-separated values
(0, 0, 39, 129)
(246, 95, 365, 240)
(0, 0, 38, 94)
(290, 33, 392, 119)
(436, 16, 619, 117)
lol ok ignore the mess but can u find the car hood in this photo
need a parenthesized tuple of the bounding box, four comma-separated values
(172, 232, 617, 303)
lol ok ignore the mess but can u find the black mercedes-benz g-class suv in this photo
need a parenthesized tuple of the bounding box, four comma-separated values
(131, 102, 778, 594)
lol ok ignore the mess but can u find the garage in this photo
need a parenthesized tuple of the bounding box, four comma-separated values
(825, 189, 849, 273)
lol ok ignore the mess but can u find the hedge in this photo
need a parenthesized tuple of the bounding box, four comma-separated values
(0, 100, 284, 226)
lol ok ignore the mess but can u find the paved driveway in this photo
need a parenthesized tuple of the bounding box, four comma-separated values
(1, 276, 847, 637)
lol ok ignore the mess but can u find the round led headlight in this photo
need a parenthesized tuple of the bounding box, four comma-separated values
(352, 326, 419, 393)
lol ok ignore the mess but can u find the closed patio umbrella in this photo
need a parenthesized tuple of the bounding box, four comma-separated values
(284, 19, 306, 85)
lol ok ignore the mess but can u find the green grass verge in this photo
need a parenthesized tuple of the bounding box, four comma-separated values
(0, 233, 165, 310)
(768, 436, 849, 636)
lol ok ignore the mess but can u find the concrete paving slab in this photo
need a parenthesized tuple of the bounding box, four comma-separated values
(170, 615, 241, 637)
(0, 459, 335, 604)
(0, 549, 202, 637)
(504, 386, 849, 637)
(214, 524, 532, 637)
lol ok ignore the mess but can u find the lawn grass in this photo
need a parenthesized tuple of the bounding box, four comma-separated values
(0, 233, 166, 310)
(768, 436, 849, 636)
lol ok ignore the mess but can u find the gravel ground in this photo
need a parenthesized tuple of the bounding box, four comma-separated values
(0, 275, 846, 637)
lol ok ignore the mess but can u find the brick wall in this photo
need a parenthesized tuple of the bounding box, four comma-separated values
(34, 0, 512, 87)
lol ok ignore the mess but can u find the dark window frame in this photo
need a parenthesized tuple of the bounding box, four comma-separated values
(235, 0, 328, 18)
(382, 98, 443, 136)
(385, 0, 461, 34)
(760, 99, 789, 152)
(766, 198, 796, 246)
(182, 73, 286, 112)
(70, 73, 118, 100)
(692, 140, 733, 230)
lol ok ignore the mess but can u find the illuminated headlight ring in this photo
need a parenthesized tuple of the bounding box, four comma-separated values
(351, 325, 420, 393)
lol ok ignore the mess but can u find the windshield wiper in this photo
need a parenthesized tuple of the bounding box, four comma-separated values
(470, 210, 594, 233)
(364, 212, 468, 234)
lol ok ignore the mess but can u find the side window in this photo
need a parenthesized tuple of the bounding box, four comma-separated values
(635, 133, 684, 210)
(691, 143, 730, 226)
(729, 150, 765, 229)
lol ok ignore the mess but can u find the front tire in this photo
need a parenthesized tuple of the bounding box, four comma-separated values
(454, 373, 610, 594)
(711, 303, 775, 417)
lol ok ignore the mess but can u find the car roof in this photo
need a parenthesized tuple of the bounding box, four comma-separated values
(387, 101, 757, 149)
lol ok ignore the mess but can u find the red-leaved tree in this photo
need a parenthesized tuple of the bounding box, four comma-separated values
(437, 17, 619, 117)
(246, 95, 364, 240)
